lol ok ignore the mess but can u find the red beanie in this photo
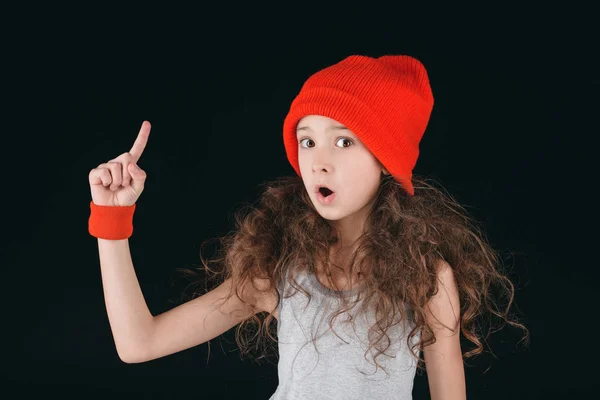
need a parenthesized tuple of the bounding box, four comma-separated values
(282, 54, 434, 196)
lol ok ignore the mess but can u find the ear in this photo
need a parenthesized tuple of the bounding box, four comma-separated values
(382, 167, 390, 175)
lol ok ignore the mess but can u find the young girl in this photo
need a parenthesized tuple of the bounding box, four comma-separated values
(88, 54, 529, 399)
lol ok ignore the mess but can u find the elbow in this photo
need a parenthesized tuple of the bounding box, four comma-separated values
(117, 347, 148, 364)
(119, 352, 144, 364)
(118, 353, 138, 364)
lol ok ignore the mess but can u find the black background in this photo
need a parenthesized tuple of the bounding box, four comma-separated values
(2, 3, 597, 399)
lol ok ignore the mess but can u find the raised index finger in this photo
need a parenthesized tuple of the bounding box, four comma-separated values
(129, 121, 151, 162)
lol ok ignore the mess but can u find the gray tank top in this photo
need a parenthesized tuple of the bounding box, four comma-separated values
(269, 268, 420, 400)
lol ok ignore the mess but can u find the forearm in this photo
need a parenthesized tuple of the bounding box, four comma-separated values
(97, 238, 154, 361)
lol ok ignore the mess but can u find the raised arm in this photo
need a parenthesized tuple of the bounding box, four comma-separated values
(90, 122, 266, 363)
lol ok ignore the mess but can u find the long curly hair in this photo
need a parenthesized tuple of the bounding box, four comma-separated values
(172, 173, 530, 374)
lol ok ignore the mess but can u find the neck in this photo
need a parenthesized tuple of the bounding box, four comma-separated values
(323, 197, 377, 278)
(330, 192, 376, 248)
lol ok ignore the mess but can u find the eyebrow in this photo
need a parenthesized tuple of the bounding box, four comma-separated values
(296, 125, 349, 135)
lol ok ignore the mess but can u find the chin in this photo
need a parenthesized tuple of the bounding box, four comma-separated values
(313, 206, 346, 221)
(317, 213, 343, 221)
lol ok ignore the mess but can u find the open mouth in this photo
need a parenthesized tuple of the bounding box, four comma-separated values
(316, 186, 336, 205)
(319, 187, 334, 197)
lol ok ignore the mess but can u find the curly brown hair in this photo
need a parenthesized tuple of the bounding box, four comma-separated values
(171, 173, 530, 374)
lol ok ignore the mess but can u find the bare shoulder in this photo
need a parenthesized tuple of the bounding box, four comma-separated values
(425, 258, 460, 331)
(434, 258, 452, 275)
(250, 276, 279, 320)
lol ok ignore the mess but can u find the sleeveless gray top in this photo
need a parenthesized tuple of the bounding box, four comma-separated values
(269, 269, 420, 400)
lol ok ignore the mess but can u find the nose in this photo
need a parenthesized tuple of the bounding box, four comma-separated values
(312, 150, 334, 174)
(312, 163, 331, 174)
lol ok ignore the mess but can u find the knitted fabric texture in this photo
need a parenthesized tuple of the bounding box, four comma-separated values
(282, 54, 434, 196)
(89, 200, 136, 240)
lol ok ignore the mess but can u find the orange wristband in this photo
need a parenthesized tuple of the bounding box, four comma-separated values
(88, 200, 136, 240)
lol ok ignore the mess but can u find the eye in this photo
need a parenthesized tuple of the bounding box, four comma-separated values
(336, 137, 353, 148)
(299, 138, 313, 148)
(298, 137, 354, 149)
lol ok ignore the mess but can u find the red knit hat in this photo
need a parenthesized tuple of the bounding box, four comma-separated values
(282, 54, 434, 196)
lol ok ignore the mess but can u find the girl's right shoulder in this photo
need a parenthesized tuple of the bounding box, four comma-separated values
(250, 276, 280, 320)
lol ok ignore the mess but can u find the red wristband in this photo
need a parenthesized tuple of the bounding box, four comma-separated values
(88, 200, 136, 240)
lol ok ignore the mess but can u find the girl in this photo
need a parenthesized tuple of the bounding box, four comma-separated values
(88, 54, 529, 399)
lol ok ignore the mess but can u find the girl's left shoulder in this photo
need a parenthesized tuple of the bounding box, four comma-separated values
(434, 258, 453, 276)
(426, 259, 460, 326)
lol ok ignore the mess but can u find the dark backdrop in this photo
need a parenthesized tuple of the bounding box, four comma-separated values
(2, 3, 597, 399)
